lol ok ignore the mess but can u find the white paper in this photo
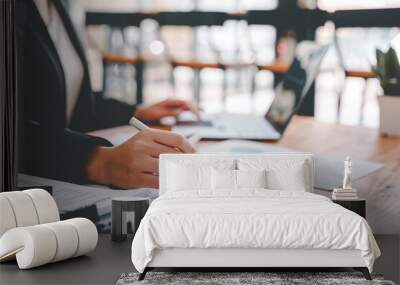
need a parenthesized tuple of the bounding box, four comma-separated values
(18, 174, 158, 215)
(198, 140, 383, 190)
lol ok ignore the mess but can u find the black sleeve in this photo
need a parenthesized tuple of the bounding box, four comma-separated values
(21, 123, 113, 184)
(94, 94, 136, 130)
(16, 1, 113, 184)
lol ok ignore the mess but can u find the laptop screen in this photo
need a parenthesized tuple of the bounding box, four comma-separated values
(265, 45, 328, 133)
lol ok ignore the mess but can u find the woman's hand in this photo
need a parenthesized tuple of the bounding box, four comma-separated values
(86, 129, 195, 189)
(134, 99, 199, 121)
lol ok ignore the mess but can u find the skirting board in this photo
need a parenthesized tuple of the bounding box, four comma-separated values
(148, 248, 366, 268)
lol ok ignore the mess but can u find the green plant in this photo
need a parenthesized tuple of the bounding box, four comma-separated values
(372, 47, 400, 96)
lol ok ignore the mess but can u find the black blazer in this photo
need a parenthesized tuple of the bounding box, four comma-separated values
(16, 0, 135, 183)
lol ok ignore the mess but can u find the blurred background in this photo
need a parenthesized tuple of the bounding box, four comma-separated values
(64, 0, 400, 128)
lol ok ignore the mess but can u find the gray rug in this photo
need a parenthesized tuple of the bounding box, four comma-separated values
(116, 272, 396, 285)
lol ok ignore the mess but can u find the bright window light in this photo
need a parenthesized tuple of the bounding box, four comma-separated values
(149, 40, 164, 55)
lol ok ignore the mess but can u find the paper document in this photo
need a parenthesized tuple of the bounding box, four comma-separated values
(87, 125, 139, 146)
(198, 140, 384, 190)
(18, 174, 158, 215)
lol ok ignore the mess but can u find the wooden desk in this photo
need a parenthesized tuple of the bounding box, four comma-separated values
(273, 116, 400, 234)
(90, 116, 400, 234)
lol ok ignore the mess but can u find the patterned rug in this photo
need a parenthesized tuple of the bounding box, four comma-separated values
(116, 271, 396, 285)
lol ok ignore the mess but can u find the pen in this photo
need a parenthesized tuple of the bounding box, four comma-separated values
(186, 133, 202, 145)
(129, 116, 149, 131)
(129, 117, 202, 146)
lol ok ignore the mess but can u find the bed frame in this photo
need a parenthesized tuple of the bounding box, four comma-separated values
(137, 154, 373, 281)
(138, 248, 371, 280)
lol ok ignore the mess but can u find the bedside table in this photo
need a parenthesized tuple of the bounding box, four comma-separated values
(333, 199, 366, 218)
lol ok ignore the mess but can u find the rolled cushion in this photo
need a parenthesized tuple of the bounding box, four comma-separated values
(0, 226, 57, 269)
(23, 189, 59, 224)
(0, 218, 98, 269)
(0, 196, 17, 237)
(65, 218, 98, 257)
(42, 221, 79, 262)
(0, 189, 60, 239)
(1, 192, 39, 227)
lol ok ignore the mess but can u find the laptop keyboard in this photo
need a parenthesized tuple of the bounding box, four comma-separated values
(173, 113, 281, 139)
(214, 114, 280, 139)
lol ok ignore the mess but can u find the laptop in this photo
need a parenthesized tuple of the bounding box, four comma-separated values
(173, 45, 329, 141)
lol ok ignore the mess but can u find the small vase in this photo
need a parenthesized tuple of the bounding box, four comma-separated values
(377, 95, 400, 137)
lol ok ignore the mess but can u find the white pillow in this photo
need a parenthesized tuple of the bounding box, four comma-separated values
(238, 158, 309, 191)
(211, 168, 236, 190)
(211, 169, 268, 191)
(167, 163, 211, 191)
(267, 161, 307, 191)
(236, 169, 267, 189)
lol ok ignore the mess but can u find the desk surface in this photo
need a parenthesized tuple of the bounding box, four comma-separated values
(91, 116, 400, 233)
(276, 116, 400, 234)
(278, 116, 400, 161)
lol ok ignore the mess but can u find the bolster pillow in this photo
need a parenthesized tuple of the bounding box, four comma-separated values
(0, 218, 98, 269)
(0, 189, 59, 237)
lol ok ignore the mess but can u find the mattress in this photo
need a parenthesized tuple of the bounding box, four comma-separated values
(131, 190, 380, 273)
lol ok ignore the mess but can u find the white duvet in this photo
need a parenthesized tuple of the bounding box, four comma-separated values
(131, 190, 380, 273)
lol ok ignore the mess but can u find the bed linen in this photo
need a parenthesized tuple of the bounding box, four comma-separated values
(131, 190, 380, 273)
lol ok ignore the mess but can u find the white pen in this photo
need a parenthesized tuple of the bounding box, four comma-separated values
(129, 116, 149, 131)
(186, 133, 202, 145)
(129, 116, 202, 146)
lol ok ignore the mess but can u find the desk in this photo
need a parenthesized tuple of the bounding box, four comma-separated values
(274, 116, 400, 234)
(91, 116, 400, 234)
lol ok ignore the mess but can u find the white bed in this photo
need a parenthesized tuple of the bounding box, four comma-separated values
(131, 153, 380, 280)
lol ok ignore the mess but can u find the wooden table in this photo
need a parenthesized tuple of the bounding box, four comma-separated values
(3, 117, 399, 284)
(272, 116, 400, 234)
(91, 116, 400, 234)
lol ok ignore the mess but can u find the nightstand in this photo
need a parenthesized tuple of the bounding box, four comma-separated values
(333, 199, 366, 218)
(111, 197, 150, 242)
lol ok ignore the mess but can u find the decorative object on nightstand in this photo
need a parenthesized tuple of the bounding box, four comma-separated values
(111, 197, 149, 242)
(332, 156, 358, 200)
(332, 199, 366, 218)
